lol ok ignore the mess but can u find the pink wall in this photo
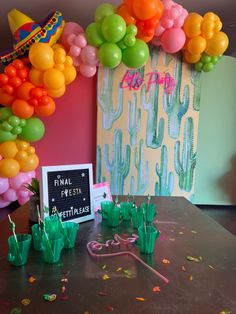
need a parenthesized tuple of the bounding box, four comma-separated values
(34, 73, 97, 177)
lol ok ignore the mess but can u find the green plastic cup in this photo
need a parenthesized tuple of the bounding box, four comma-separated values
(138, 225, 160, 254)
(31, 224, 44, 251)
(130, 206, 144, 229)
(98, 201, 114, 220)
(62, 222, 79, 249)
(107, 205, 122, 228)
(7, 234, 32, 266)
(120, 202, 132, 221)
(141, 203, 157, 224)
(42, 232, 64, 264)
(44, 215, 62, 233)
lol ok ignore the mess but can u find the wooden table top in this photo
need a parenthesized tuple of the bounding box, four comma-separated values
(0, 196, 236, 314)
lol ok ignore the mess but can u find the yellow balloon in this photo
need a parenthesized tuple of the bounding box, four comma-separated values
(183, 13, 203, 38)
(43, 68, 65, 90)
(19, 155, 39, 172)
(29, 43, 54, 70)
(183, 50, 201, 64)
(0, 158, 20, 178)
(214, 20, 222, 32)
(63, 66, 77, 85)
(188, 36, 206, 55)
(0, 141, 18, 158)
(46, 85, 66, 98)
(16, 140, 29, 151)
(201, 29, 214, 40)
(15, 151, 28, 161)
(205, 31, 229, 56)
(203, 12, 217, 22)
(29, 67, 44, 87)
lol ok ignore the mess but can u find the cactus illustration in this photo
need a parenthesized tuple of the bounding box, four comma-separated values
(130, 139, 149, 195)
(190, 69, 201, 111)
(104, 129, 131, 194)
(98, 67, 123, 130)
(163, 54, 190, 139)
(150, 46, 160, 70)
(141, 83, 164, 149)
(128, 92, 141, 146)
(96, 145, 106, 183)
(174, 117, 196, 192)
(155, 145, 174, 196)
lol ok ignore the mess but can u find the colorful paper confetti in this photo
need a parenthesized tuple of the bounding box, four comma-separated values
(10, 308, 22, 314)
(220, 311, 231, 314)
(179, 231, 184, 235)
(102, 274, 110, 281)
(152, 286, 161, 292)
(43, 294, 57, 302)
(186, 256, 202, 262)
(28, 276, 36, 283)
(116, 267, 122, 272)
(162, 258, 170, 264)
(102, 264, 107, 270)
(169, 238, 175, 241)
(61, 286, 66, 293)
(191, 230, 197, 234)
(181, 266, 186, 272)
(106, 305, 114, 312)
(136, 297, 146, 301)
(21, 299, 31, 306)
(61, 278, 68, 283)
(123, 269, 134, 278)
(189, 275, 193, 281)
(208, 265, 216, 270)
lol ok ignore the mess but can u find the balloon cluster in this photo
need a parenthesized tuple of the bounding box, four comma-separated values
(117, 0, 164, 42)
(85, 3, 149, 68)
(0, 170, 35, 208)
(152, 0, 188, 53)
(59, 22, 99, 78)
(183, 12, 229, 71)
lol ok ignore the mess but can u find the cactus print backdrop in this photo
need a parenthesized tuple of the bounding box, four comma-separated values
(96, 47, 201, 201)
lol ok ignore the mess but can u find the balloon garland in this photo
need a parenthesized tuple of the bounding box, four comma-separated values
(0, 2, 229, 208)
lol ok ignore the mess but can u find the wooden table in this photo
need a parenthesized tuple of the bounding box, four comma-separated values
(0, 197, 236, 314)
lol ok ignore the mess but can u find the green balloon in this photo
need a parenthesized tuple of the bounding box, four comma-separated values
(12, 126, 22, 135)
(126, 25, 138, 36)
(95, 3, 115, 23)
(1, 121, 12, 132)
(194, 62, 203, 72)
(203, 62, 214, 72)
(0, 130, 16, 142)
(98, 43, 122, 68)
(124, 34, 136, 47)
(8, 116, 20, 127)
(0, 107, 12, 122)
(201, 54, 211, 64)
(122, 39, 149, 69)
(101, 14, 126, 43)
(20, 117, 45, 142)
(211, 56, 219, 65)
(85, 22, 105, 47)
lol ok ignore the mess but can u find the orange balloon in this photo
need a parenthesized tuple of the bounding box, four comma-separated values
(29, 68, 44, 87)
(117, 4, 136, 25)
(183, 50, 201, 64)
(29, 43, 54, 70)
(133, 0, 162, 20)
(0, 158, 20, 178)
(46, 85, 66, 98)
(0, 88, 15, 106)
(183, 13, 203, 38)
(187, 36, 206, 55)
(35, 97, 56, 116)
(16, 82, 35, 100)
(0, 141, 18, 158)
(205, 31, 229, 56)
(18, 154, 39, 172)
(43, 68, 65, 90)
(12, 99, 34, 119)
(137, 29, 153, 42)
(63, 66, 77, 85)
(15, 139, 29, 151)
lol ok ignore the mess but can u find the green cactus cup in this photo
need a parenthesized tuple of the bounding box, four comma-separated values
(138, 226, 160, 254)
(8, 234, 32, 266)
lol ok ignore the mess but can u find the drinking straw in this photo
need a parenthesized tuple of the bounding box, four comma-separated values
(8, 214, 22, 261)
(54, 207, 70, 244)
(115, 195, 119, 205)
(126, 193, 130, 203)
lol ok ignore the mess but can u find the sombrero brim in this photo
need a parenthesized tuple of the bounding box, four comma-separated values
(0, 11, 64, 65)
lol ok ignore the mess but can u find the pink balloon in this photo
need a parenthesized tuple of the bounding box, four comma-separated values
(155, 25, 165, 37)
(74, 34, 87, 48)
(3, 188, 17, 202)
(0, 177, 9, 194)
(9, 172, 28, 190)
(17, 187, 30, 198)
(72, 56, 81, 67)
(80, 46, 98, 66)
(151, 36, 161, 46)
(0, 196, 10, 208)
(79, 63, 97, 78)
(162, 0, 174, 10)
(18, 196, 30, 206)
(160, 28, 186, 53)
(162, 17, 174, 29)
(174, 17, 184, 28)
(69, 45, 81, 57)
(169, 7, 179, 20)
(59, 22, 84, 49)
(26, 171, 36, 180)
(67, 34, 77, 46)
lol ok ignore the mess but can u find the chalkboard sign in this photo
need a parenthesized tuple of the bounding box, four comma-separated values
(41, 164, 94, 223)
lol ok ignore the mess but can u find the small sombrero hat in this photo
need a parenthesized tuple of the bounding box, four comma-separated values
(0, 9, 64, 65)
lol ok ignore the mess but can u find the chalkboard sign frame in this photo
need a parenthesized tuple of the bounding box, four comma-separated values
(40, 163, 94, 224)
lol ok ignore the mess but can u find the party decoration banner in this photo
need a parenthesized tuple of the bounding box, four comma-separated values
(96, 47, 201, 200)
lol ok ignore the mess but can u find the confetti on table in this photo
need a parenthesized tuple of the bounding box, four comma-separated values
(186, 256, 202, 263)
(179, 231, 184, 235)
(98, 292, 109, 296)
(106, 305, 114, 312)
(181, 266, 186, 272)
(61, 286, 66, 293)
(162, 258, 170, 264)
(220, 311, 231, 314)
(136, 297, 146, 301)
(123, 269, 134, 278)
(43, 294, 57, 302)
(152, 286, 161, 292)
(28, 276, 36, 284)
(102, 264, 107, 270)
(116, 267, 122, 272)
(102, 274, 110, 281)
(169, 238, 175, 241)
(189, 275, 193, 281)
(10, 308, 22, 314)
(191, 230, 197, 234)
(21, 299, 31, 306)
(61, 278, 68, 283)
(208, 265, 216, 270)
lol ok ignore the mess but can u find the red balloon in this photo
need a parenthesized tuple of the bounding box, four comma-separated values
(35, 97, 55, 116)
(0, 74, 9, 86)
(30, 88, 43, 99)
(12, 59, 24, 70)
(9, 77, 22, 88)
(3, 84, 14, 94)
(4, 65, 17, 78)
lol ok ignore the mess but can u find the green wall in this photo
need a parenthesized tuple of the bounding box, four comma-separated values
(194, 56, 236, 205)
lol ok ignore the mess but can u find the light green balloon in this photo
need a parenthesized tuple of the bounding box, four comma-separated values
(0, 107, 12, 122)
(20, 117, 45, 142)
(203, 62, 214, 72)
(122, 39, 149, 69)
(0, 130, 16, 142)
(101, 14, 126, 43)
(98, 43, 122, 68)
(194, 62, 203, 72)
(95, 3, 115, 23)
(85, 22, 105, 47)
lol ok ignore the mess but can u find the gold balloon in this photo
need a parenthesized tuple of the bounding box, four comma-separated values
(18, 155, 39, 172)
(63, 66, 77, 85)
(29, 67, 44, 87)
(0, 158, 20, 178)
(183, 50, 201, 64)
(183, 13, 203, 38)
(46, 85, 66, 98)
(43, 68, 65, 90)
(205, 31, 229, 56)
(188, 36, 206, 55)
(0, 141, 18, 158)
(29, 43, 54, 71)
